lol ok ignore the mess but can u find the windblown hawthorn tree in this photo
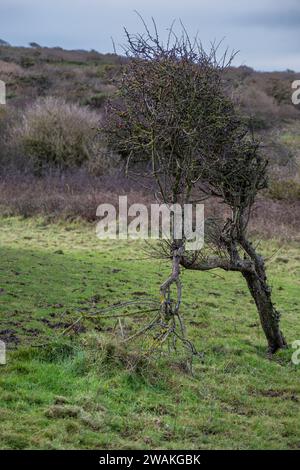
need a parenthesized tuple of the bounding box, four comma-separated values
(104, 21, 286, 354)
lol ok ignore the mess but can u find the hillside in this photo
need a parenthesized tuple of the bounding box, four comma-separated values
(0, 45, 298, 116)
(0, 44, 122, 108)
(0, 44, 299, 237)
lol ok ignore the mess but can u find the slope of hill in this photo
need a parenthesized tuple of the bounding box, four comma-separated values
(0, 44, 122, 108)
(0, 44, 299, 231)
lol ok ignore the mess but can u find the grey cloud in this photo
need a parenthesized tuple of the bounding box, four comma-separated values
(239, 7, 300, 28)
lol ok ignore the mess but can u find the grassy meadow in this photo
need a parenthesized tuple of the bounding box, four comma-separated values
(0, 217, 300, 450)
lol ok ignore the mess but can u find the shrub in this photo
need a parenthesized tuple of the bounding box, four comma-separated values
(239, 85, 279, 129)
(268, 179, 300, 201)
(9, 97, 119, 174)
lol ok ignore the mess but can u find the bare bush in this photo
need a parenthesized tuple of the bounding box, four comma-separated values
(239, 85, 280, 129)
(8, 97, 119, 174)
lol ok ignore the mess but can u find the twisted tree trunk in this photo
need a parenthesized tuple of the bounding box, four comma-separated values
(180, 232, 287, 353)
(242, 269, 286, 353)
(239, 237, 286, 353)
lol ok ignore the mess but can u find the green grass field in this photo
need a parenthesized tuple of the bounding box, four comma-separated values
(0, 217, 300, 450)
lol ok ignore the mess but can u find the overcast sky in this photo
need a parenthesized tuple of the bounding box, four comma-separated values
(0, 0, 299, 71)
